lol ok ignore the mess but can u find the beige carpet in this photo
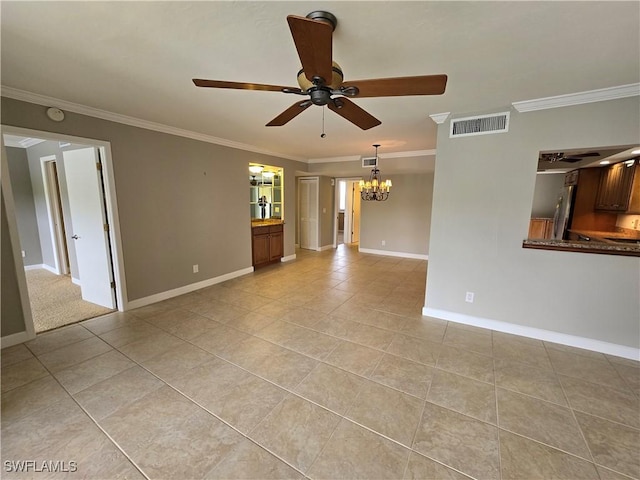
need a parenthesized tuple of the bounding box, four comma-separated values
(25, 268, 114, 333)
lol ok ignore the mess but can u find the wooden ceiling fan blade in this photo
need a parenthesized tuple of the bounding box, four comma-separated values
(193, 79, 301, 93)
(342, 74, 448, 98)
(287, 15, 333, 84)
(266, 101, 313, 126)
(327, 98, 381, 130)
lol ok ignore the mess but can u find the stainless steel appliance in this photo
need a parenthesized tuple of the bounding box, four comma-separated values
(552, 170, 579, 240)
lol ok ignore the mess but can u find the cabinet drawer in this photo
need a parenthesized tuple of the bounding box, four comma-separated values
(269, 224, 283, 233)
(252, 226, 270, 235)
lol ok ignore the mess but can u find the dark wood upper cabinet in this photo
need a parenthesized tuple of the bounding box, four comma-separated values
(595, 160, 639, 213)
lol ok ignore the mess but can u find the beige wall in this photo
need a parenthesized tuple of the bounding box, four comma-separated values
(359, 173, 434, 256)
(426, 97, 640, 349)
(306, 156, 437, 257)
(1, 97, 308, 313)
(1, 192, 27, 336)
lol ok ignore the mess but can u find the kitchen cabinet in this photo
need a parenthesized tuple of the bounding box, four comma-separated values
(252, 224, 283, 267)
(595, 160, 640, 212)
(528, 218, 553, 239)
(569, 168, 617, 232)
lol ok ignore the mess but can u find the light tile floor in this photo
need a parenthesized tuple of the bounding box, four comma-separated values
(2, 246, 639, 479)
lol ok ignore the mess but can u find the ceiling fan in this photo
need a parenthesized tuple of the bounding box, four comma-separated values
(193, 11, 447, 130)
(540, 152, 601, 163)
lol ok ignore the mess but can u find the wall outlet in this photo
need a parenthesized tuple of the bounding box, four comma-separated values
(465, 292, 475, 303)
(381, 240, 386, 246)
(21, 250, 26, 258)
(192, 264, 199, 273)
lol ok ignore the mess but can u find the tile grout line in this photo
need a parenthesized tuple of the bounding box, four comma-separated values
(16, 248, 637, 479)
(90, 341, 309, 478)
(541, 341, 600, 469)
(21, 349, 150, 480)
(158, 309, 640, 477)
(492, 335, 504, 480)
(109, 323, 453, 477)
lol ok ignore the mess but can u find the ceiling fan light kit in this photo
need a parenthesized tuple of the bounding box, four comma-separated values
(192, 11, 447, 130)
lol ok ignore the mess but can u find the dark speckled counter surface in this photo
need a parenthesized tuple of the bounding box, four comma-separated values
(524, 226, 640, 257)
(523, 239, 640, 257)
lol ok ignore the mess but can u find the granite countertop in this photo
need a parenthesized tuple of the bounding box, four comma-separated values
(251, 219, 284, 227)
(523, 226, 640, 256)
(523, 238, 640, 256)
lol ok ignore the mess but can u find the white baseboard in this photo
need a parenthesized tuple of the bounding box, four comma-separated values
(282, 254, 297, 262)
(24, 264, 43, 271)
(1, 330, 36, 349)
(125, 266, 254, 310)
(359, 248, 428, 261)
(319, 244, 334, 251)
(72, 277, 81, 286)
(423, 307, 639, 361)
(24, 264, 59, 274)
(41, 264, 58, 274)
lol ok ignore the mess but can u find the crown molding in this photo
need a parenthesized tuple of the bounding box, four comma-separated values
(1, 86, 306, 162)
(429, 112, 450, 124)
(307, 149, 436, 164)
(382, 149, 436, 159)
(307, 155, 361, 164)
(512, 83, 640, 113)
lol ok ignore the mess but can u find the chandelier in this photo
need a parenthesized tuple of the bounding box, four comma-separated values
(359, 144, 392, 201)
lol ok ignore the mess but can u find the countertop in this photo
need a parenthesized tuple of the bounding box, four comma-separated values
(523, 238, 640, 257)
(524, 227, 640, 256)
(251, 219, 284, 227)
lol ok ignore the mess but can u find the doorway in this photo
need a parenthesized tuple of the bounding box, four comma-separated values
(2, 127, 126, 338)
(41, 156, 70, 275)
(334, 178, 362, 247)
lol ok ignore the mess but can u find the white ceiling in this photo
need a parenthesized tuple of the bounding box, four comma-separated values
(1, 1, 639, 164)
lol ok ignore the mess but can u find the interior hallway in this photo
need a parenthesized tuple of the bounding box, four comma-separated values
(2, 245, 638, 479)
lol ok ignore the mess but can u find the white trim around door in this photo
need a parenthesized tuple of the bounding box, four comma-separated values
(1, 126, 128, 324)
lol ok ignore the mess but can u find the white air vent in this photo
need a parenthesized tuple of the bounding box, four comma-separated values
(362, 156, 378, 168)
(450, 112, 510, 138)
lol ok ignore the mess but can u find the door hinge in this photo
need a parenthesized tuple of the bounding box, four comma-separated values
(104, 223, 110, 232)
(96, 162, 102, 171)
(110, 281, 116, 289)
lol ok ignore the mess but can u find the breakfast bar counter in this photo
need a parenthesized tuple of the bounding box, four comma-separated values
(523, 239, 640, 257)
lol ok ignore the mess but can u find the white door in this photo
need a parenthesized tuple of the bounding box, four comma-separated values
(63, 148, 115, 308)
(299, 178, 319, 250)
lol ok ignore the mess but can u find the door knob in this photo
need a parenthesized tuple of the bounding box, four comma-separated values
(71, 234, 80, 240)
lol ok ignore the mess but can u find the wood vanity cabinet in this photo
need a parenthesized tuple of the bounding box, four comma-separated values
(595, 160, 640, 212)
(252, 224, 283, 268)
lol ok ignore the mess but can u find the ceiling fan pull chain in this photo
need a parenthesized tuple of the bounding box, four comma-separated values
(321, 106, 326, 138)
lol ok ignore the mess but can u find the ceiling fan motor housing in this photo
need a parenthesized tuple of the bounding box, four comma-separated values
(305, 11, 337, 30)
(297, 61, 344, 92)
